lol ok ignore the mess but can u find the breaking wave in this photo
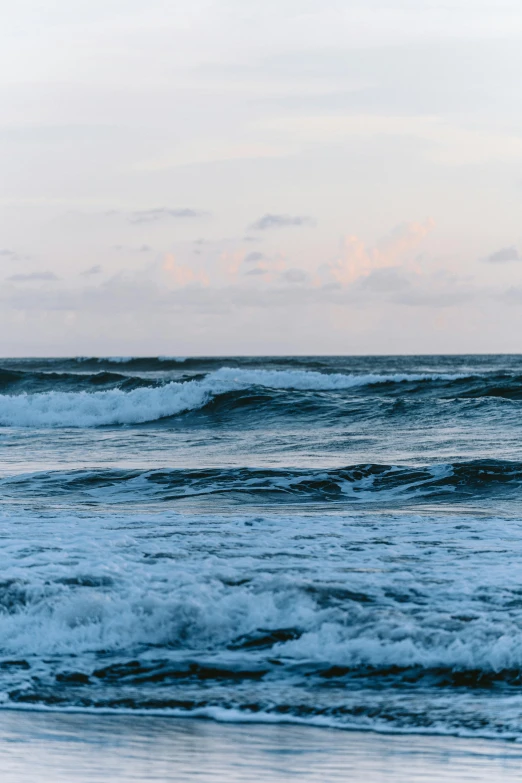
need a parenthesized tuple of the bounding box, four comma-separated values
(0, 367, 475, 427)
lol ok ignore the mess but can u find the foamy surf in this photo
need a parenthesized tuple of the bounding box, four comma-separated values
(1, 505, 522, 739)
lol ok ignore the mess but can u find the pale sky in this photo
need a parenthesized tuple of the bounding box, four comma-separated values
(2, 0, 522, 355)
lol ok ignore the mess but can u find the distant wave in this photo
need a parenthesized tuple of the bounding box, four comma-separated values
(75, 356, 187, 365)
(0, 367, 475, 427)
(0, 367, 152, 394)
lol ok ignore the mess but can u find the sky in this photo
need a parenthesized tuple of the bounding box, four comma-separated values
(1, 0, 522, 355)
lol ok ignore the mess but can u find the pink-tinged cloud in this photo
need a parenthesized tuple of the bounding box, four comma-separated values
(320, 219, 435, 286)
(162, 254, 209, 287)
(219, 249, 244, 281)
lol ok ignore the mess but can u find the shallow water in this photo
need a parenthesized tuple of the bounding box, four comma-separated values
(2, 712, 522, 783)
(1, 356, 522, 742)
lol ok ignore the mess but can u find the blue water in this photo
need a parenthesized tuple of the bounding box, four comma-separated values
(1, 355, 522, 739)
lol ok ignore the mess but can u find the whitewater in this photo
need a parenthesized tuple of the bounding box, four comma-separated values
(2, 355, 522, 741)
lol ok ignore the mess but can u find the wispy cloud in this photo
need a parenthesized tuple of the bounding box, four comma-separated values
(245, 267, 268, 276)
(81, 265, 102, 276)
(244, 251, 266, 264)
(7, 271, 59, 282)
(484, 246, 521, 263)
(0, 248, 29, 262)
(282, 268, 308, 284)
(239, 248, 286, 281)
(106, 208, 210, 225)
(249, 214, 315, 231)
(111, 244, 153, 253)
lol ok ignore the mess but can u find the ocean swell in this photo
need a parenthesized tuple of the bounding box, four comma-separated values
(2, 461, 520, 506)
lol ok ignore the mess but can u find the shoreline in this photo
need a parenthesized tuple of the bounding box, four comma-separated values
(0, 702, 520, 745)
(1, 710, 522, 782)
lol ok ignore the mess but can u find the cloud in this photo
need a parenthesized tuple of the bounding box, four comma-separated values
(282, 268, 308, 284)
(239, 248, 286, 282)
(374, 219, 435, 262)
(0, 270, 479, 323)
(244, 251, 266, 264)
(249, 213, 315, 230)
(321, 219, 435, 285)
(351, 265, 476, 308)
(162, 253, 209, 287)
(7, 272, 59, 282)
(393, 281, 476, 308)
(125, 208, 209, 225)
(501, 285, 522, 303)
(111, 244, 153, 253)
(484, 246, 521, 263)
(245, 267, 268, 276)
(81, 265, 102, 276)
(0, 248, 28, 262)
(357, 267, 410, 293)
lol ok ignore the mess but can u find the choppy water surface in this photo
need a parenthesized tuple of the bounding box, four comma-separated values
(1, 355, 522, 740)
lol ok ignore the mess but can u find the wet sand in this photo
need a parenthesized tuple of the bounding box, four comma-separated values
(1, 711, 522, 782)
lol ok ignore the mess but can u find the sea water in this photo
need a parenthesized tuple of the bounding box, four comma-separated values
(1, 355, 522, 744)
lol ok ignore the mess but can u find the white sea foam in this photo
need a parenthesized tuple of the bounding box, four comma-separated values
(1, 506, 522, 739)
(0, 507, 520, 673)
(0, 367, 473, 428)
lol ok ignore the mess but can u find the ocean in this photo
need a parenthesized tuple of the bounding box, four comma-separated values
(1, 354, 522, 754)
